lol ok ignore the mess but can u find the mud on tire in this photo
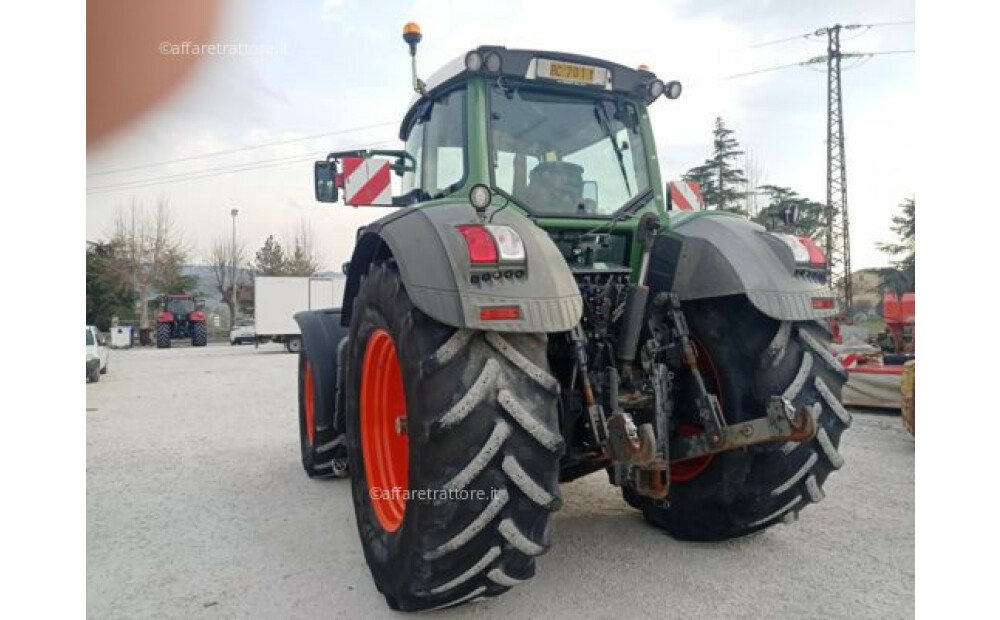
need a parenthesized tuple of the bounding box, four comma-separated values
(624, 295, 850, 541)
(346, 261, 563, 611)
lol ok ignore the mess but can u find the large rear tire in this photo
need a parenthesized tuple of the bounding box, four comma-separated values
(155, 323, 171, 349)
(624, 295, 850, 541)
(346, 261, 562, 611)
(191, 322, 208, 347)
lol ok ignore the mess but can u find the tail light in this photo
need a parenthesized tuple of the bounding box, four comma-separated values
(456, 224, 526, 266)
(457, 225, 498, 264)
(485, 225, 525, 262)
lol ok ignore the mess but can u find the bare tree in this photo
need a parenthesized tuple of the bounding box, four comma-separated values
(209, 235, 247, 325)
(283, 220, 322, 276)
(106, 198, 188, 332)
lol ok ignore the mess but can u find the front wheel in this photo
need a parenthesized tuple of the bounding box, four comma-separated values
(623, 296, 851, 541)
(346, 262, 563, 611)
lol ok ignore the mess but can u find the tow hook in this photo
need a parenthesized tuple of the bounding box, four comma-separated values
(607, 410, 670, 500)
(607, 411, 658, 466)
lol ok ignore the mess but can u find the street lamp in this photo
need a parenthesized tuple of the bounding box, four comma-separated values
(231, 208, 239, 327)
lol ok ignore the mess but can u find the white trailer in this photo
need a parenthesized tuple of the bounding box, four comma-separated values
(254, 276, 344, 352)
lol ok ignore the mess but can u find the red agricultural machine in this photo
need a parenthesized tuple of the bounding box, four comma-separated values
(155, 294, 208, 348)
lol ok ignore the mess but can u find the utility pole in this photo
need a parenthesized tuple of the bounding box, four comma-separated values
(808, 24, 863, 317)
(231, 208, 239, 326)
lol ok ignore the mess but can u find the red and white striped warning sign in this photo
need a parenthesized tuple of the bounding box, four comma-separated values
(341, 157, 391, 206)
(668, 180, 704, 211)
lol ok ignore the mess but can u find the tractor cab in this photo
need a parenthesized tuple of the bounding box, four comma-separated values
(315, 43, 680, 224)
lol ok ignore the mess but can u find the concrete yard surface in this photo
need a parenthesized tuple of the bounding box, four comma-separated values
(87, 344, 914, 620)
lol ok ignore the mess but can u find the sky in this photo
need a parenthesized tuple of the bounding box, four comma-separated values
(86, 0, 915, 272)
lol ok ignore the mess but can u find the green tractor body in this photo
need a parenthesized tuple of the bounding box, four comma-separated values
(296, 37, 849, 612)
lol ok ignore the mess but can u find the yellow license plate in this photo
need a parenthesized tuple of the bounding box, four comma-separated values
(549, 62, 595, 82)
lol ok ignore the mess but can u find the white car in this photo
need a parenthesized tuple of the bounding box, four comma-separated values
(86, 325, 110, 382)
(230, 319, 256, 345)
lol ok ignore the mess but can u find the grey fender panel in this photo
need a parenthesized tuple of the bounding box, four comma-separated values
(342, 202, 582, 332)
(649, 214, 838, 321)
(293, 308, 347, 429)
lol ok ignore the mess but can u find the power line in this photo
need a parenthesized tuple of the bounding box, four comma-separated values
(87, 120, 398, 177)
(721, 61, 807, 81)
(746, 32, 811, 49)
(724, 48, 913, 81)
(87, 152, 327, 194)
(867, 20, 914, 27)
(86, 139, 398, 195)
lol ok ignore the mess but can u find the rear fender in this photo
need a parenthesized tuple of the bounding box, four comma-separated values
(157, 311, 174, 323)
(294, 308, 348, 432)
(189, 311, 206, 322)
(649, 213, 838, 321)
(341, 202, 582, 332)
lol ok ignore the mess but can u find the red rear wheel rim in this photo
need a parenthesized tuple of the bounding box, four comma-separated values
(304, 361, 316, 446)
(360, 329, 408, 532)
(670, 337, 723, 483)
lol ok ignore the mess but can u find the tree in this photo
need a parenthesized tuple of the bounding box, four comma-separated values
(283, 221, 320, 277)
(254, 235, 286, 276)
(683, 117, 747, 214)
(875, 197, 915, 298)
(86, 241, 137, 330)
(752, 185, 827, 239)
(105, 199, 189, 330)
(252, 222, 323, 279)
(210, 235, 247, 324)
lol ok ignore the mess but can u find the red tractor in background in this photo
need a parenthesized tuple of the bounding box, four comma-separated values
(155, 294, 208, 348)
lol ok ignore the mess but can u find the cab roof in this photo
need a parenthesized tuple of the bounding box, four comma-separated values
(400, 46, 663, 140)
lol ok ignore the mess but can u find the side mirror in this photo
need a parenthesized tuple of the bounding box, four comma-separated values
(315, 161, 338, 203)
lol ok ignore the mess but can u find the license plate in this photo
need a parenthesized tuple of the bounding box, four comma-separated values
(535, 58, 607, 87)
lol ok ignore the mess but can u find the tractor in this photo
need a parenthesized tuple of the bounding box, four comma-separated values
(155, 294, 208, 348)
(294, 24, 850, 612)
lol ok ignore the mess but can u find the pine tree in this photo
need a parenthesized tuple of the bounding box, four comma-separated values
(683, 117, 748, 214)
(254, 235, 286, 276)
(876, 197, 915, 296)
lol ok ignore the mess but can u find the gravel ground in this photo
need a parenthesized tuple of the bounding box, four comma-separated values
(87, 344, 914, 620)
